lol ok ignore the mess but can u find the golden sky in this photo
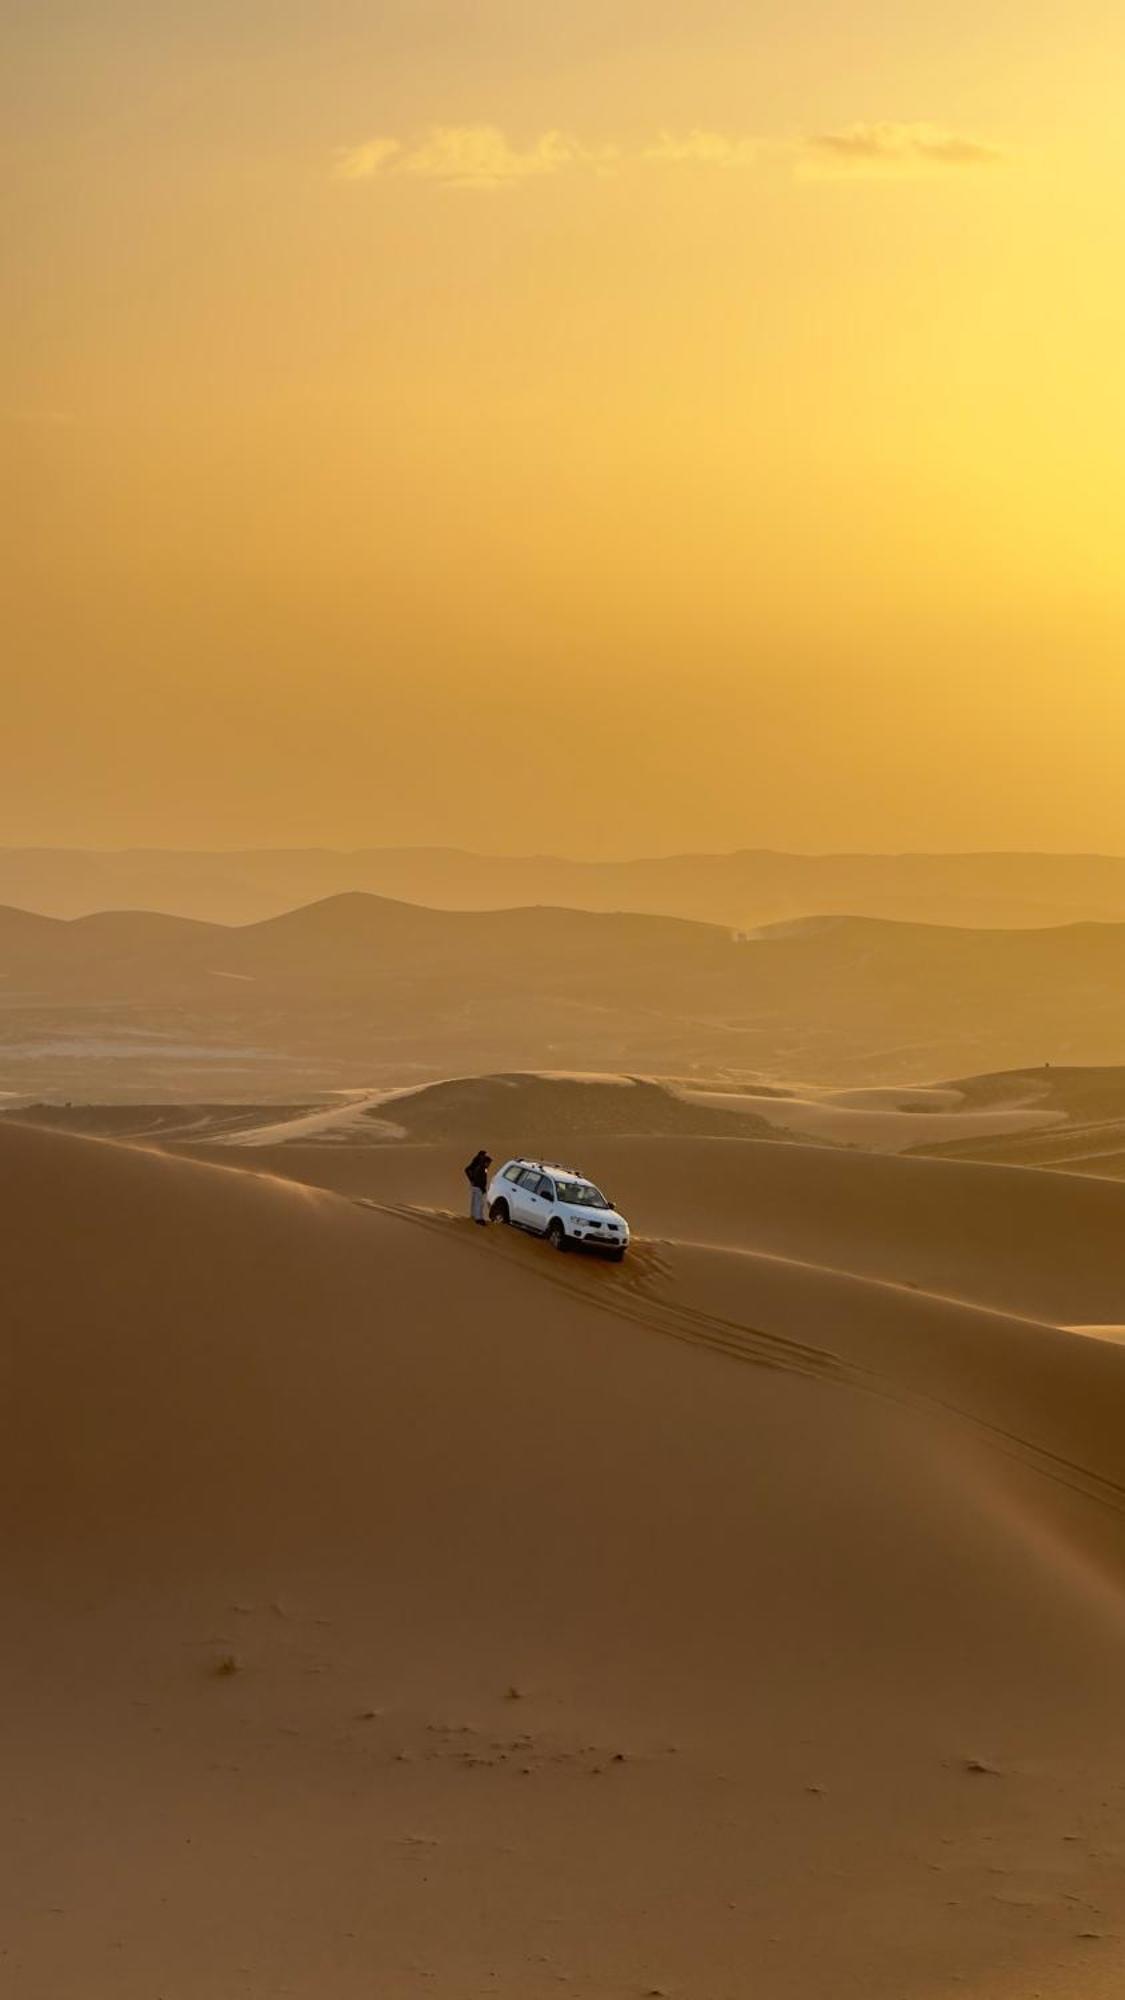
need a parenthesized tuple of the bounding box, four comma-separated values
(5, 0, 1125, 854)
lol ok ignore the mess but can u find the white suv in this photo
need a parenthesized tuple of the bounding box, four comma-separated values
(487, 1159, 631, 1260)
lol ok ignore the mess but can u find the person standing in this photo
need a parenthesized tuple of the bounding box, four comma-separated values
(464, 1149, 492, 1226)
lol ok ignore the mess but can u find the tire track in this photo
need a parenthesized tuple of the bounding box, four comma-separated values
(355, 1199, 1125, 1522)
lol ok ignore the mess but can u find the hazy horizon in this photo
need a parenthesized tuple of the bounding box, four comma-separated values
(7, 839, 1125, 861)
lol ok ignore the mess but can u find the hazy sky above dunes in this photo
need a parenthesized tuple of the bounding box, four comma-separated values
(5, 1, 1125, 855)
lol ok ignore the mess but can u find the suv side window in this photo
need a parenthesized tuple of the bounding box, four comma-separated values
(502, 1164, 523, 1183)
(538, 1177, 556, 1201)
(515, 1168, 542, 1188)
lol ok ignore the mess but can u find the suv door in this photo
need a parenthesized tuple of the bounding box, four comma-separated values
(535, 1176, 557, 1230)
(509, 1168, 543, 1228)
(516, 1170, 554, 1233)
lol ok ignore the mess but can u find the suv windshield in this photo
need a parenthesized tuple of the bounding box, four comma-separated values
(555, 1179, 610, 1209)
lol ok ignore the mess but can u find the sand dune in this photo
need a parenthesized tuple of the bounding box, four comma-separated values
(11, 843, 1125, 930)
(679, 1063, 1125, 1170)
(10, 895, 1125, 1098)
(913, 1066, 1125, 1180)
(193, 1123, 1125, 1327)
(3, 1073, 781, 1151)
(15, 1064, 1125, 1325)
(0, 1064, 1072, 1157)
(217, 1072, 780, 1149)
(678, 1078, 1064, 1151)
(7, 1118, 1125, 1996)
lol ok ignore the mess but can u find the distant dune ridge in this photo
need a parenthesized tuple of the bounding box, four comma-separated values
(8, 843, 1125, 927)
(7, 891, 1125, 1095)
(6, 1112, 1125, 1997)
(909, 1065, 1125, 1177)
(7, 1063, 1074, 1158)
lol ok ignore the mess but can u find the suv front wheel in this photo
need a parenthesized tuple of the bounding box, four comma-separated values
(546, 1219, 568, 1253)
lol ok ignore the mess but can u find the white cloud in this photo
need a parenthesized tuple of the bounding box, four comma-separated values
(332, 123, 760, 190)
(642, 130, 759, 168)
(334, 121, 1005, 192)
(802, 122, 1004, 178)
(396, 125, 580, 189)
(334, 125, 584, 190)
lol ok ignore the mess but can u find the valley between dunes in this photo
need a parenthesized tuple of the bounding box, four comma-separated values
(5, 1112, 1125, 1999)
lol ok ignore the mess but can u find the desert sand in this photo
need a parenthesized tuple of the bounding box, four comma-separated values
(212, 1072, 1068, 1158)
(1, 1062, 1108, 1158)
(908, 1069, 1125, 1180)
(5, 1109, 1125, 1999)
(675, 1079, 1065, 1152)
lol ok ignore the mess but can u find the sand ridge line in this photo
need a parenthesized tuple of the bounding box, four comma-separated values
(355, 1197, 1125, 1522)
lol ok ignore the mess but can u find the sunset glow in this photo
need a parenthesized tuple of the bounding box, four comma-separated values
(7, 0, 1125, 852)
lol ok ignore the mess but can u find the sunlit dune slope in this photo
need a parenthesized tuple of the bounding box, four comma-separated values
(7, 1121, 1125, 1996)
(2, 1071, 779, 1149)
(197, 1125, 1125, 1327)
(913, 1065, 1125, 1179)
(220, 1071, 779, 1148)
(205, 1067, 1059, 1155)
(0, 1062, 1068, 1156)
(677, 1077, 1063, 1151)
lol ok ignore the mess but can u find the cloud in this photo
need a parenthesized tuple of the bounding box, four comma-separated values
(333, 137, 403, 181)
(334, 121, 1005, 192)
(332, 123, 760, 190)
(399, 126, 583, 188)
(802, 122, 1004, 178)
(334, 125, 584, 190)
(642, 130, 760, 168)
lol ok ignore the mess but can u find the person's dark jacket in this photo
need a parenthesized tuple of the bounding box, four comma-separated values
(465, 1152, 490, 1191)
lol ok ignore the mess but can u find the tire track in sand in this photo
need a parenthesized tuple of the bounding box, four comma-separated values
(355, 1199, 1125, 1523)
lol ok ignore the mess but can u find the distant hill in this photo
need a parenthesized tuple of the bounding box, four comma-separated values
(6, 893, 1125, 1099)
(8, 844, 1125, 929)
